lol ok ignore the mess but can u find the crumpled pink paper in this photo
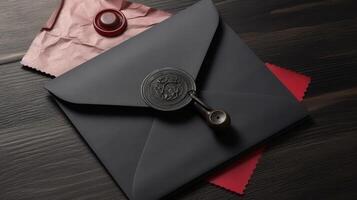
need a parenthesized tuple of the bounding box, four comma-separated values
(21, 0, 171, 76)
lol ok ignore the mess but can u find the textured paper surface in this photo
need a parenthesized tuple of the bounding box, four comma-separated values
(21, 0, 171, 76)
(21, 0, 311, 196)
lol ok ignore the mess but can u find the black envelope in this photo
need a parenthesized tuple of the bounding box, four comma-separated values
(45, 0, 307, 199)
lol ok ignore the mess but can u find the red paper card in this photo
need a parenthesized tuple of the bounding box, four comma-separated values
(208, 63, 311, 195)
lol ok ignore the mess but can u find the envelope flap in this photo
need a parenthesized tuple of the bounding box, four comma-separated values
(45, 0, 219, 107)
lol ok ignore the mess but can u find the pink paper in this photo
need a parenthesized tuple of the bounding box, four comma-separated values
(21, 0, 312, 196)
(21, 0, 171, 76)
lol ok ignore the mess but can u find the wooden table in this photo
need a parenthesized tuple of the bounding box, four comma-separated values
(1, 0, 357, 199)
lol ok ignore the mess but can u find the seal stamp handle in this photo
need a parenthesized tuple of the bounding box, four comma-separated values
(189, 91, 231, 128)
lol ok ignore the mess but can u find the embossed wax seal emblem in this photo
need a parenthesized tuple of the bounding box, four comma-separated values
(141, 68, 196, 111)
(141, 68, 231, 128)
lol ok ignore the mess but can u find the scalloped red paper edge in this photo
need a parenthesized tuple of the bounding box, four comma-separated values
(208, 63, 311, 195)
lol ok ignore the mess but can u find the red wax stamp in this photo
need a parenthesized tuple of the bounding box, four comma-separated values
(94, 9, 127, 37)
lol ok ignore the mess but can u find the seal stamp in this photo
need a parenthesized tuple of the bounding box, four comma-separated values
(141, 68, 196, 111)
(141, 67, 231, 128)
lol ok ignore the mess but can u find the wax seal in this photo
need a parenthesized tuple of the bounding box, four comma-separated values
(94, 9, 127, 37)
(141, 68, 196, 111)
(141, 68, 231, 128)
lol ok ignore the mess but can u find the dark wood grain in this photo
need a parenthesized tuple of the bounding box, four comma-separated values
(1, 0, 357, 200)
(0, 0, 60, 63)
